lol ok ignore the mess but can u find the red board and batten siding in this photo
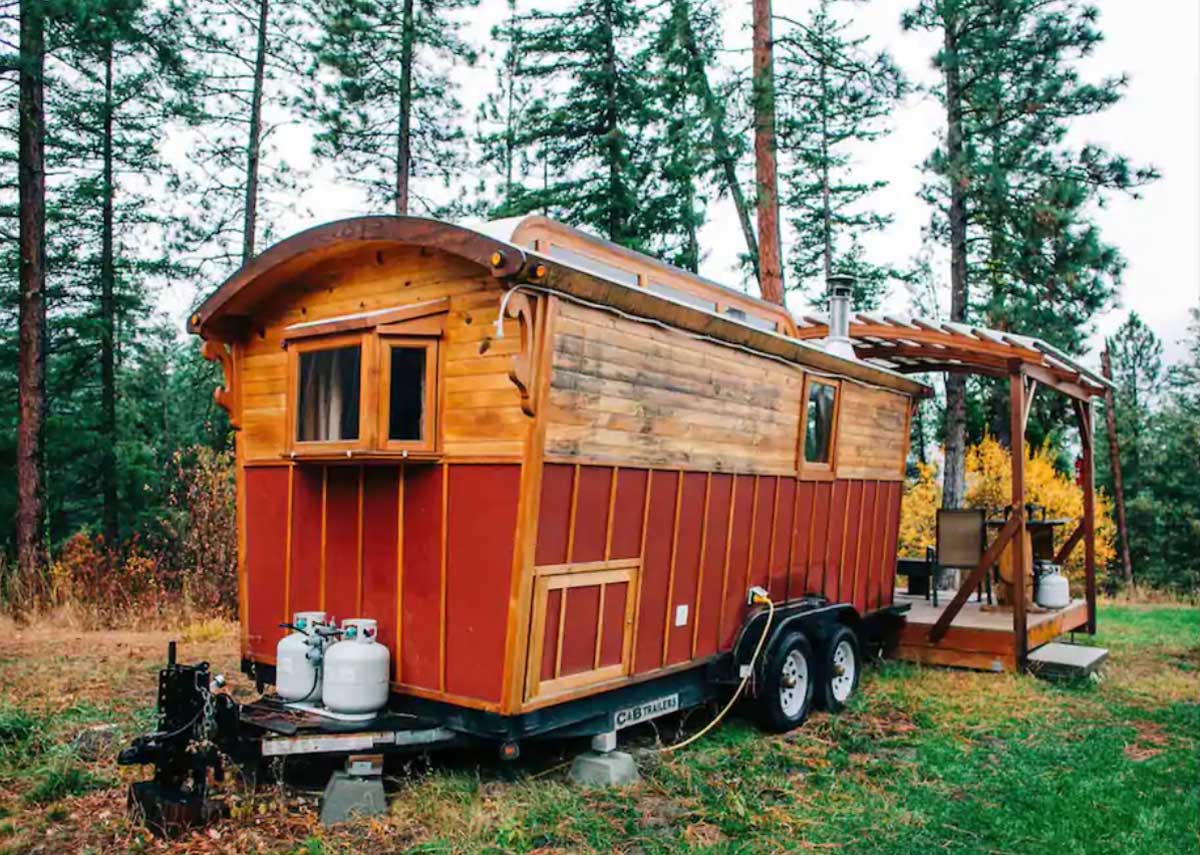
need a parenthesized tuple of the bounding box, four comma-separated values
(245, 460, 903, 710)
(241, 462, 520, 706)
(532, 463, 903, 684)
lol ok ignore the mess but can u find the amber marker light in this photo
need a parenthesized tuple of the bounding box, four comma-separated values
(532, 263, 548, 279)
(490, 251, 505, 268)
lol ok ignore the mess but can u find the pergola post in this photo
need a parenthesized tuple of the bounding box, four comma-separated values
(1010, 368, 1029, 668)
(1075, 400, 1097, 633)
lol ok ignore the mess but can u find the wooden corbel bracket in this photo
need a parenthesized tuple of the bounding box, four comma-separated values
(504, 292, 539, 417)
(201, 338, 240, 428)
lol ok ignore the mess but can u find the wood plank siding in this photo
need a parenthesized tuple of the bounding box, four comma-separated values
(544, 301, 805, 474)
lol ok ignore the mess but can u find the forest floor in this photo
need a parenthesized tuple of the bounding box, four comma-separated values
(0, 602, 1195, 855)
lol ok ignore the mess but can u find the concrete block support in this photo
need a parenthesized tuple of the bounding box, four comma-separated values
(320, 770, 387, 826)
(570, 750, 640, 787)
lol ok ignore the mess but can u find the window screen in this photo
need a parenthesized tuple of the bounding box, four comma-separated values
(388, 346, 426, 441)
(804, 381, 836, 464)
(297, 345, 361, 442)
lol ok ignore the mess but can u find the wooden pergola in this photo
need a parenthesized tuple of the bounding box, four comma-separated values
(793, 313, 1112, 669)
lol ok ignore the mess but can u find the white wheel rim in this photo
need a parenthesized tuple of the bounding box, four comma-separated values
(831, 639, 856, 703)
(779, 649, 809, 717)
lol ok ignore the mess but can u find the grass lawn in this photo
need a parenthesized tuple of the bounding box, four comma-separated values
(0, 603, 1195, 854)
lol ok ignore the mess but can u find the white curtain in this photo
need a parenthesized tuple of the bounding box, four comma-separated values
(299, 347, 357, 441)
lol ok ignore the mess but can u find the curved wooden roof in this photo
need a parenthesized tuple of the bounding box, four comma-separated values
(188, 215, 929, 396)
(792, 312, 1112, 401)
(188, 216, 531, 337)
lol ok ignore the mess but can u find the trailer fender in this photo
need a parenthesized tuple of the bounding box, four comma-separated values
(729, 599, 861, 689)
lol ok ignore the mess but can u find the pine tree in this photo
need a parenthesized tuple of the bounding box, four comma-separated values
(474, 0, 534, 216)
(1146, 309, 1200, 590)
(640, 0, 725, 272)
(1116, 310, 1200, 591)
(662, 0, 758, 276)
(306, 0, 478, 215)
(1101, 312, 1162, 503)
(48, 0, 198, 545)
(183, 0, 308, 268)
(902, 0, 973, 508)
(903, 0, 1155, 506)
(485, 0, 657, 251)
(775, 0, 906, 309)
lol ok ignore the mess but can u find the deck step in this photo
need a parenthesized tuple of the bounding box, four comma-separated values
(1026, 642, 1108, 680)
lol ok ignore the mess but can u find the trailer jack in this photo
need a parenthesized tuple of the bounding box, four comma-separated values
(117, 642, 241, 837)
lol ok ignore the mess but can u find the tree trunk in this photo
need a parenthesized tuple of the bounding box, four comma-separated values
(242, 0, 270, 264)
(942, 17, 968, 510)
(601, 0, 622, 242)
(819, 39, 832, 283)
(395, 0, 415, 215)
(752, 0, 783, 304)
(1101, 349, 1134, 586)
(683, 208, 699, 274)
(16, 0, 48, 604)
(673, 1, 758, 278)
(100, 44, 119, 547)
(502, 2, 518, 199)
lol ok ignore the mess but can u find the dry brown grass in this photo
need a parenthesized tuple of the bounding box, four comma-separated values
(0, 619, 248, 718)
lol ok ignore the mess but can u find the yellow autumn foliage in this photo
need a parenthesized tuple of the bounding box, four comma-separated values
(899, 437, 1116, 584)
(897, 462, 941, 559)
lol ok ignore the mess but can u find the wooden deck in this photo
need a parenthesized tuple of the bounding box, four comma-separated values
(892, 591, 1090, 672)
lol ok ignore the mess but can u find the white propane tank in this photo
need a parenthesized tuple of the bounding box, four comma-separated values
(276, 611, 328, 702)
(323, 619, 390, 716)
(1036, 567, 1071, 609)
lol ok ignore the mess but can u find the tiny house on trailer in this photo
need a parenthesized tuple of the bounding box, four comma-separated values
(187, 214, 930, 745)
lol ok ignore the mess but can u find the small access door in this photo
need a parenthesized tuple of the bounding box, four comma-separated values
(524, 560, 639, 702)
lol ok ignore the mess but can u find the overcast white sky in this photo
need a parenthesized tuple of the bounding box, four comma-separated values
(174, 0, 1200, 368)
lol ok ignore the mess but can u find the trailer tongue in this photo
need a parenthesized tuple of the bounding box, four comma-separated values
(117, 641, 458, 837)
(117, 643, 237, 836)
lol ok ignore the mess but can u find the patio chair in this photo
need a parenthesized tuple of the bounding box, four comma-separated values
(935, 508, 989, 604)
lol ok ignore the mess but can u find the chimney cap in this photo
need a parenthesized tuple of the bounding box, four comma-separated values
(827, 272, 855, 296)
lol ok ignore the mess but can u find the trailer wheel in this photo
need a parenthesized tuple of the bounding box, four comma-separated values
(756, 631, 815, 732)
(815, 625, 861, 713)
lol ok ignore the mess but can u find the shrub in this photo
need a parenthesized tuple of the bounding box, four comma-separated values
(41, 445, 237, 627)
(162, 445, 238, 617)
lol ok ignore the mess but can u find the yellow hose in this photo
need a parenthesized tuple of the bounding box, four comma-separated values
(659, 595, 776, 753)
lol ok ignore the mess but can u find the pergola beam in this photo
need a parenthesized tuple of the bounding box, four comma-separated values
(1022, 362, 1103, 403)
(787, 316, 1113, 401)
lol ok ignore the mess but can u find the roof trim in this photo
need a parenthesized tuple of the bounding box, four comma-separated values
(499, 215, 793, 322)
(521, 251, 930, 396)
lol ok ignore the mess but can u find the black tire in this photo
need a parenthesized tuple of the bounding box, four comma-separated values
(814, 624, 861, 713)
(755, 631, 816, 733)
